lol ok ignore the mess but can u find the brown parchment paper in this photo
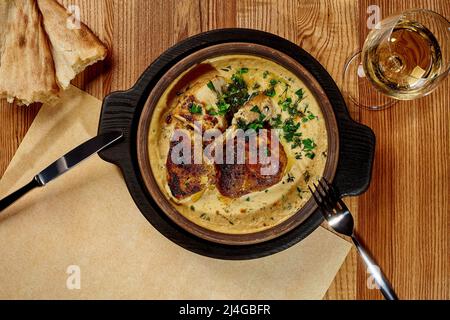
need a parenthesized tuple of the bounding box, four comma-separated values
(0, 86, 351, 299)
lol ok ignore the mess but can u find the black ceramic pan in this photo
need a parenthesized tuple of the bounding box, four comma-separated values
(97, 29, 375, 260)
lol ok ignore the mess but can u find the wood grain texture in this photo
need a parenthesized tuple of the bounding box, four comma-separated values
(357, 0, 450, 300)
(0, 0, 448, 299)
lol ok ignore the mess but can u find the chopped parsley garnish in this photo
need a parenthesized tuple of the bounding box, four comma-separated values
(250, 105, 260, 113)
(190, 205, 195, 211)
(207, 80, 216, 92)
(279, 97, 292, 110)
(302, 138, 317, 159)
(247, 122, 264, 131)
(305, 152, 316, 159)
(280, 115, 318, 159)
(230, 73, 246, 88)
(206, 105, 218, 115)
(189, 102, 203, 114)
(299, 104, 318, 123)
(252, 82, 261, 90)
(217, 100, 231, 115)
(289, 106, 301, 117)
(263, 70, 269, 78)
(291, 135, 303, 149)
(237, 106, 266, 131)
(264, 87, 276, 97)
(282, 118, 301, 142)
(221, 72, 250, 114)
(264, 78, 278, 97)
(302, 138, 316, 151)
(270, 114, 282, 128)
(287, 173, 295, 183)
(251, 105, 266, 121)
(238, 67, 249, 74)
(295, 88, 305, 100)
(242, 118, 265, 131)
(279, 97, 301, 116)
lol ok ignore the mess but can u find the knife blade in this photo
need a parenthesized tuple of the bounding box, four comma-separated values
(0, 131, 123, 212)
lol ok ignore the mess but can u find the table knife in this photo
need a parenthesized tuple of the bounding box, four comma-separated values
(0, 131, 123, 212)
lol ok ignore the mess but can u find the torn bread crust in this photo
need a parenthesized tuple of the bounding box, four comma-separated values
(0, 0, 60, 105)
(37, 0, 108, 89)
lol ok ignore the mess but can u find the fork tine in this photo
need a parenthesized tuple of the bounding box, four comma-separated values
(318, 179, 339, 209)
(308, 186, 321, 206)
(322, 178, 349, 211)
(312, 182, 328, 206)
(308, 185, 329, 217)
(313, 182, 324, 198)
(321, 177, 339, 201)
(319, 179, 335, 201)
(315, 181, 335, 211)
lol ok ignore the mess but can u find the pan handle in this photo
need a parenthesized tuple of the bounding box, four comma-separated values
(97, 89, 141, 165)
(333, 118, 376, 198)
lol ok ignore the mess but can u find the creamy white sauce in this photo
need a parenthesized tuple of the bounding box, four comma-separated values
(148, 55, 328, 234)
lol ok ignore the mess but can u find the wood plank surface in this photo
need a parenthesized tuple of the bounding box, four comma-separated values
(356, 0, 450, 300)
(0, 0, 448, 300)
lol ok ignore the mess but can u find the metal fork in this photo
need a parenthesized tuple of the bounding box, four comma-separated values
(309, 178, 398, 300)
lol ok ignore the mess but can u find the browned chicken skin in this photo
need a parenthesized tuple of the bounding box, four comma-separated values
(170, 76, 227, 132)
(215, 130, 288, 198)
(166, 129, 214, 200)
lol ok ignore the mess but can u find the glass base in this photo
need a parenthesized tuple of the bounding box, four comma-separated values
(342, 51, 397, 110)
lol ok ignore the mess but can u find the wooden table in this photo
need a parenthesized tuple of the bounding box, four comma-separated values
(0, 0, 448, 300)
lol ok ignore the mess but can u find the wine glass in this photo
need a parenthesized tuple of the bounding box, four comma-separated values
(343, 9, 450, 110)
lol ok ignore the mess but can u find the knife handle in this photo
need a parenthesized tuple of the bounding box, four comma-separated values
(0, 177, 42, 213)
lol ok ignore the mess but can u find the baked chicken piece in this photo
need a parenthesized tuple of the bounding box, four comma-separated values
(166, 128, 215, 200)
(166, 76, 226, 201)
(215, 93, 287, 198)
(215, 129, 287, 198)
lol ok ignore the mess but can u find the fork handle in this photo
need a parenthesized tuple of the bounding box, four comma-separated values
(351, 235, 398, 300)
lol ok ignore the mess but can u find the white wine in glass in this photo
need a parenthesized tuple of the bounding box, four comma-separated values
(343, 9, 449, 110)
